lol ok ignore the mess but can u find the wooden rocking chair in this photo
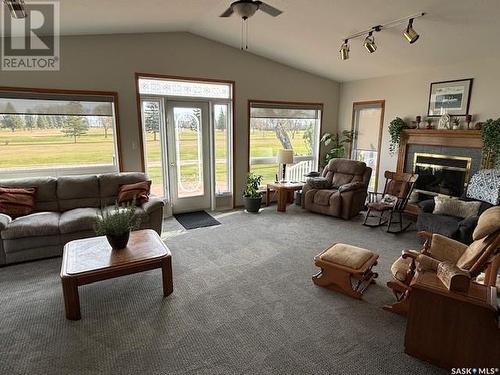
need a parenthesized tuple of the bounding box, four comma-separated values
(363, 171, 418, 234)
(384, 206, 500, 315)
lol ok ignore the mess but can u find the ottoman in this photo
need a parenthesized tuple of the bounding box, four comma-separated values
(313, 243, 379, 299)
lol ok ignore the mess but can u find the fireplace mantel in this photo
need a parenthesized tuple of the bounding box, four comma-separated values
(396, 129, 482, 173)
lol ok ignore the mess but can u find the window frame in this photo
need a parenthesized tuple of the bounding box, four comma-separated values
(0, 86, 122, 178)
(247, 99, 324, 185)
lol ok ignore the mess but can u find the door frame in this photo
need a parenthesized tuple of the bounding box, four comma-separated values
(134, 72, 235, 206)
(166, 100, 211, 213)
(350, 100, 385, 192)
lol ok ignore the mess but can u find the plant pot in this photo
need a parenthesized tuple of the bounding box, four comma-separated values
(243, 196, 262, 213)
(106, 231, 130, 250)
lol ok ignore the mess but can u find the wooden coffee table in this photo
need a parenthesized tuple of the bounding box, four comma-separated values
(266, 182, 304, 212)
(60, 229, 172, 320)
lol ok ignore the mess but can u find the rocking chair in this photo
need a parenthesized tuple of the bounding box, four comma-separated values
(384, 205, 500, 315)
(363, 171, 418, 234)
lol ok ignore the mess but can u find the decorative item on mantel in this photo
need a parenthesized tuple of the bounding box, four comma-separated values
(465, 114, 473, 130)
(425, 118, 433, 129)
(451, 117, 460, 130)
(411, 115, 421, 129)
(437, 113, 451, 129)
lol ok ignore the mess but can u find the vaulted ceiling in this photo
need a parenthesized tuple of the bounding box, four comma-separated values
(51, 0, 500, 82)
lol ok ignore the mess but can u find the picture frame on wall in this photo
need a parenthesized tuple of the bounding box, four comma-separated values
(427, 78, 473, 117)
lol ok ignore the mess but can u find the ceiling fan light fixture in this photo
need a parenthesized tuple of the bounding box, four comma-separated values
(339, 40, 350, 60)
(4, 0, 27, 19)
(364, 32, 377, 53)
(232, 1, 259, 20)
(403, 18, 419, 44)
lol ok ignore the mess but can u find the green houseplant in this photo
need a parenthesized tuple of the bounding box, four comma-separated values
(95, 203, 140, 249)
(481, 118, 500, 167)
(243, 172, 263, 213)
(320, 130, 354, 167)
(388, 117, 408, 155)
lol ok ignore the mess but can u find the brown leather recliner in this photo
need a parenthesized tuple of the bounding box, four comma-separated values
(302, 158, 372, 220)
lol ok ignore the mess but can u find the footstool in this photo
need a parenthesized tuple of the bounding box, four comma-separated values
(312, 243, 379, 299)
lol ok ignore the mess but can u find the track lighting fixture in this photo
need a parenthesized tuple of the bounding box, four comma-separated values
(339, 39, 350, 60)
(3, 0, 27, 19)
(339, 12, 425, 61)
(363, 32, 377, 53)
(403, 18, 419, 44)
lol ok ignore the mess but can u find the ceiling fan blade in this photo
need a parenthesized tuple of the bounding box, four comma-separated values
(257, 1, 283, 17)
(220, 7, 234, 17)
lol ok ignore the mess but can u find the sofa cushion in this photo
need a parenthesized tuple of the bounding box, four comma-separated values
(456, 237, 487, 270)
(59, 207, 101, 234)
(57, 175, 100, 211)
(3, 235, 60, 253)
(0, 187, 36, 217)
(0, 177, 58, 212)
(416, 212, 461, 238)
(472, 206, 500, 241)
(313, 189, 336, 206)
(117, 180, 151, 205)
(433, 196, 481, 219)
(1, 212, 60, 240)
(99, 172, 147, 206)
(331, 173, 354, 188)
(320, 243, 374, 270)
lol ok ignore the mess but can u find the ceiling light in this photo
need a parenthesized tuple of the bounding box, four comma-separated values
(339, 40, 350, 60)
(403, 18, 419, 44)
(3, 0, 27, 19)
(364, 32, 377, 53)
(232, 1, 259, 20)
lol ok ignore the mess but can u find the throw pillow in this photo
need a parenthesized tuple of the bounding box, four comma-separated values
(433, 195, 481, 218)
(306, 177, 331, 189)
(0, 187, 36, 217)
(117, 180, 151, 205)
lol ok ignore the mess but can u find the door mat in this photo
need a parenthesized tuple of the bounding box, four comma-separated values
(173, 211, 221, 230)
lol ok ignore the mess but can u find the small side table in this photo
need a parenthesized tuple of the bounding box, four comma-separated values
(266, 182, 304, 212)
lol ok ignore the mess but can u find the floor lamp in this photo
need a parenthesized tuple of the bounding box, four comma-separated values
(277, 149, 294, 183)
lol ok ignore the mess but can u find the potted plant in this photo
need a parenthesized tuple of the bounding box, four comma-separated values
(320, 130, 354, 167)
(95, 203, 140, 249)
(243, 172, 263, 213)
(388, 117, 408, 155)
(481, 118, 500, 167)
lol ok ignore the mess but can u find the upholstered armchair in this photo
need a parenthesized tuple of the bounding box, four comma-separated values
(385, 206, 500, 315)
(302, 158, 372, 220)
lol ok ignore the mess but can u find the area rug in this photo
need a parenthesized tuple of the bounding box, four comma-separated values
(174, 210, 221, 230)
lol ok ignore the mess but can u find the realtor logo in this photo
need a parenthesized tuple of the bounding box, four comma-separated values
(1, 1, 60, 71)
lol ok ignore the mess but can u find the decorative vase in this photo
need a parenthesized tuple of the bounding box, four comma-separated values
(106, 231, 130, 250)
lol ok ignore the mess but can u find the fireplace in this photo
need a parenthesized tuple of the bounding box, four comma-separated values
(413, 153, 472, 197)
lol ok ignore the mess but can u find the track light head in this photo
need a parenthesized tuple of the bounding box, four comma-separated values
(403, 18, 419, 44)
(339, 39, 350, 61)
(3, 0, 27, 19)
(364, 32, 377, 53)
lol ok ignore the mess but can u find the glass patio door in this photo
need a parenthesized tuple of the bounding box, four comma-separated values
(166, 101, 211, 213)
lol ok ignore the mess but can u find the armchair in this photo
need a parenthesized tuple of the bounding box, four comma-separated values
(302, 158, 371, 220)
(385, 205, 500, 315)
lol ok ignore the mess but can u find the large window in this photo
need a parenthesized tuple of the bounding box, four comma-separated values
(0, 89, 120, 177)
(249, 102, 322, 185)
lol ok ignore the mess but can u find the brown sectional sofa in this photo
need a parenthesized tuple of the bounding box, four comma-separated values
(0, 172, 164, 265)
(302, 158, 372, 220)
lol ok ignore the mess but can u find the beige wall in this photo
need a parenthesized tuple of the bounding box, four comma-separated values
(0, 32, 339, 205)
(338, 58, 500, 191)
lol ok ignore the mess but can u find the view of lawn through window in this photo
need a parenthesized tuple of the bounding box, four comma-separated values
(0, 92, 118, 175)
(249, 103, 321, 185)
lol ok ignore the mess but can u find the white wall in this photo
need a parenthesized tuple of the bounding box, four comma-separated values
(0, 32, 339, 205)
(338, 58, 500, 191)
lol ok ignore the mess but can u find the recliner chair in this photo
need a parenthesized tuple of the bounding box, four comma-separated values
(302, 158, 372, 220)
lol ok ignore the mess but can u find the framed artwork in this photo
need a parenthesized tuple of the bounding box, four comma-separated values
(427, 78, 473, 117)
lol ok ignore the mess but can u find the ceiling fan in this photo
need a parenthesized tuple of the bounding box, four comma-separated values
(220, 1, 283, 50)
(220, 0, 283, 20)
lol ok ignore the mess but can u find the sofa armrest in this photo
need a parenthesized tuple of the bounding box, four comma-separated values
(338, 181, 365, 193)
(418, 199, 435, 213)
(141, 197, 164, 215)
(0, 213, 12, 230)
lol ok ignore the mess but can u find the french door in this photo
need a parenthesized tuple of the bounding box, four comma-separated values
(166, 101, 211, 213)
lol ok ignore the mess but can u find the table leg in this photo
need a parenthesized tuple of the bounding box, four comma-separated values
(162, 257, 173, 297)
(266, 185, 270, 206)
(277, 189, 288, 212)
(61, 277, 81, 320)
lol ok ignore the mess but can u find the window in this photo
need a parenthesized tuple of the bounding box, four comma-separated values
(138, 78, 231, 99)
(213, 103, 231, 194)
(351, 101, 384, 191)
(0, 89, 120, 178)
(249, 102, 322, 185)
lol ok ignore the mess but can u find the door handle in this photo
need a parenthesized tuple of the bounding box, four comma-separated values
(169, 162, 175, 167)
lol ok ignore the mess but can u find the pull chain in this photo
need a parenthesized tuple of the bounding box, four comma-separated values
(245, 19, 249, 50)
(240, 19, 244, 50)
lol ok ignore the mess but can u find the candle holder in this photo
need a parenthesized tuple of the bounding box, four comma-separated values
(465, 114, 473, 130)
